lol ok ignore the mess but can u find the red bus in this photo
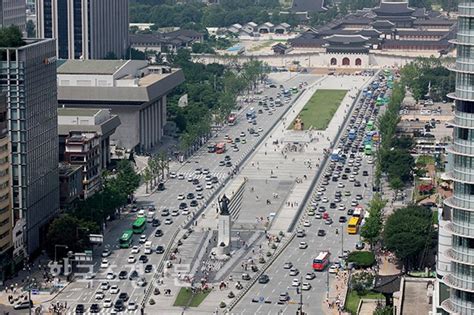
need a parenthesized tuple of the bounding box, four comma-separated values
(227, 114, 236, 126)
(312, 251, 330, 271)
(216, 142, 226, 154)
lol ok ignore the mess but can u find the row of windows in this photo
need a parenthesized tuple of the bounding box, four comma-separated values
(454, 155, 474, 169)
(457, 73, 474, 90)
(453, 209, 474, 224)
(454, 182, 474, 195)
(0, 218, 9, 228)
(459, 17, 474, 32)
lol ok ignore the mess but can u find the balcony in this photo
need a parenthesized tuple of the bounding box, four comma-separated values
(459, 5, 474, 17)
(444, 273, 474, 293)
(454, 112, 474, 129)
(441, 295, 474, 315)
(447, 248, 474, 265)
(448, 140, 474, 156)
(446, 168, 474, 184)
(445, 196, 474, 212)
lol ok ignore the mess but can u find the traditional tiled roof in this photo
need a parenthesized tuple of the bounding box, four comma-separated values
(413, 18, 455, 26)
(291, 0, 327, 13)
(358, 28, 382, 37)
(324, 34, 369, 44)
(373, 1, 415, 15)
(371, 20, 395, 29)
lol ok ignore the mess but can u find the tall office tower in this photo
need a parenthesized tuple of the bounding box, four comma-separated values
(439, 1, 474, 313)
(0, 0, 26, 32)
(0, 93, 12, 281)
(36, 0, 129, 60)
(0, 39, 59, 258)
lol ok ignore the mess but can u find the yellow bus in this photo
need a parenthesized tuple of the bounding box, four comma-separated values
(347, 217, 361, 234)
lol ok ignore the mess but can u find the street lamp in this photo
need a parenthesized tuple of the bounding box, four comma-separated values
(54, 245, 68, 263)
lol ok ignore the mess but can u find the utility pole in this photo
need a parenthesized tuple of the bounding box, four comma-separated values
(341, 223, 344, 256)
(326, 270, 329, 299)
(297, 276, 303, 315)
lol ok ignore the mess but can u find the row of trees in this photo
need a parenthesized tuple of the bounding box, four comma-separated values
(142, 152, 170, 193)
(46, 160, 141, 259)
(167, 49, 267, 152)
(360, 194, 386, 250)
(400, 57, 455, 102)
(130, 0, 297, 30)
(376, 82, 414, 190)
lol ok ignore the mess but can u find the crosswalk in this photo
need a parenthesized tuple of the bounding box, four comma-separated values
(64, 309, 141, 314)
(171, 171, 228, 181)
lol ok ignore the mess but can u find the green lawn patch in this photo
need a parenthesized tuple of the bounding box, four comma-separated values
(290, 89, 348, 130)
(347, 251, 375, 268)
(173, 287, 211, 307)
(345, 290, 384, 315)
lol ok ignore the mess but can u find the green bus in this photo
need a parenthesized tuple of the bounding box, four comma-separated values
(364, 144, 372, 155)
(132, 218, 146, 234)
(366, 120, 374, 131)
(119, 230, 133, 248)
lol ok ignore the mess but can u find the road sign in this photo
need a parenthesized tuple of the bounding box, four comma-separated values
(84, 250, 92, 256)
(259, 296, 265, 303)
(74, 252, 93, 262)
(89, 234, 103, 243)
(31, 289, 39, 295)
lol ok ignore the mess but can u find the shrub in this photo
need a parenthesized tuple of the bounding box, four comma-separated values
(347, 251, 375, 268)
(350, 271, 374, 296)
(149, 298, 155, 305)
(228, 291, 235, 298)
(219, 301, 227, 308)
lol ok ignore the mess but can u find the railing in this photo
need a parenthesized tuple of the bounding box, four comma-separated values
(447, 247, 474, 265)
(454, 112, 474, 128)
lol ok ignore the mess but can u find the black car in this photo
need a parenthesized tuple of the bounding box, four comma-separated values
(224, 155, 231, 161)
(118, 292, 129, 302)
(317, 229, 326, 237)
(145, 264, 153, 273)
(341, 174, 348, 180)
(187, 193, 195, 199)
(139, 255, 148, 263)
(235, 137, 240, 143)
(179, 202, 188, 210)
(152, 218, 161, 227)
(344, 168, 351, 174)
(225, 161, 232, 167)
(339, 216, 347, 223)
(118, 270, 128, 280)
(155, 229, 163, 237)
(211, 177, 219, 184)
(157, 182, 165, 191)
(75, 304, 85, 314)
(114, 299, 124, 312)
(190, 200, 198, 207)
(362, 171, 369, 176)
(258, 274, 270, 284)
(192, 179, 199, 185)
(330, 203, 336, 209)
(354, 181, 361, 187)
(129, 270, 139, 280)
(347, 209, 354, 216)
(156, 245, 165, 254)
(90, 304, 100, 313)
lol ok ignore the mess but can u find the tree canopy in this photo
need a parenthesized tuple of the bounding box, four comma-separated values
(383, 205, 435, 270)
(360, 194, 386, 249)
(0, 26, 24, 47)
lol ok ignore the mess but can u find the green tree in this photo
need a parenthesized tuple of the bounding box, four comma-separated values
(112, 160, 141, 197)
(383, 205, 435, 270)
(350, 271, 374, 296)
(46, 214, 99, 259)
(0, 25, 25, 47)
(373, 306, 394, 315)
(360, 194, 386, 250)
(26, 20, 36, 38)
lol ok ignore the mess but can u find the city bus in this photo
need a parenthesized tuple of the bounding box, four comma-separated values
(216, 142, 226, 154)
(364, 144, 372, 155)
(132, 217, 146, 234)
(312, 251, 330, 271)
(348, 129, 356, 141)
(366, 120, 374, 131)
(227, 113, 237, 126)
(331, 149, 342, 162)
(347, 217, 361, 234)
(208, 143, 216, 153)
(119, 230, 133, 248)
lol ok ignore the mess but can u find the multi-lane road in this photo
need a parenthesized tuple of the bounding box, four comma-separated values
(45, 73, 319, 314)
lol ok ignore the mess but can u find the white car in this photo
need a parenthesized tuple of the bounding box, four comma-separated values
(196, 193, 204, 200)
(101, 249, 111, 257)
(349, 175, 355, 182)
(131, 246, 140, 254)
(177, 173, 185, 180)
(258, 127, 263, 133)
(100, 282, 110, 290)
(128, 255, 136, 263)
(291, 278, 300, 287)
(233, 147, 239, 152)
(169, 172, 177, 178)
(305, 272, 316, 280)
(171, 209, 180, 216)
(322, 197, 329, 203)
(139, 235, 147, 244)
(329, 264, 339, 274)
(302, 282, 312, 290)
(164, 218, 173, 225)
(367, 158, 373, 164)
(318, 187, 326, 192)
(196, 185, 203, 191)
(137, 209, 146, 217)
(205, 183, 214, 189)
(177, 194, 185, 200)
(103, 298, 113, 308)
(110, 285, 120, 294)
(289, 268, 299, 276)
(299, 241, 308, 249)
(303, 220, 311, 227)
(202, 168, 210, 175)
(187, 174, 194, 181)
(144, 247, 153, 255)
(106, 272, 115, 280)
(337, 183, 345, 188)
(182, 209, 190, 216)
(100, 259, 109, 269)
(95, 291, 105, 300)
(128, 302, 138, 311)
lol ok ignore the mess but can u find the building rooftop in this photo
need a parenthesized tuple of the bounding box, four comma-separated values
(57, 108, 102, 117)
(57, 60, 128, 75)
(291, 0, 326, 13)
(373, 1, 415, 15)
(325, 34, 369, 44)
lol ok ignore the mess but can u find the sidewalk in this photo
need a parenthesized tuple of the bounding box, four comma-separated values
(321, 270, 351, 315)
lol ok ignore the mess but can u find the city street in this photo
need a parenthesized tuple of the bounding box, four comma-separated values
(43, 73, 319, 314)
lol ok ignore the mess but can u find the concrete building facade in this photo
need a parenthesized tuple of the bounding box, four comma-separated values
(58, 108, 120, 198)
(439, 1, 474, 314)
(36, 0, 129, 60)
(0, 0, 26, 31)
(0, 39, 59, 258)
(56, 60, 184, 153)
